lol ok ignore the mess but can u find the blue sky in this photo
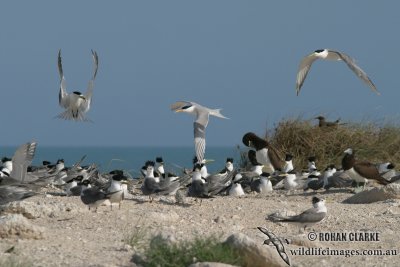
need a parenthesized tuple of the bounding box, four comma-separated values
(1, 1, 399, 147)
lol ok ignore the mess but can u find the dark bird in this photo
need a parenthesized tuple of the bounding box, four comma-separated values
(80, 180, 111, 211)
(342, 148, 390, 191)
(315, 116, 343, 128)
(242, 132, 284, 174)
(0, 184, 38, 205)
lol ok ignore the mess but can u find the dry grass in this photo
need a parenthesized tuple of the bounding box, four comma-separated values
(264, 117, 400, 170)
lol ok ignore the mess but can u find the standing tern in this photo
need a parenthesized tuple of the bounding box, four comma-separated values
(171, 101, 228, 163)
(57, 49, 99, 121)
(296, 49, 380, 96)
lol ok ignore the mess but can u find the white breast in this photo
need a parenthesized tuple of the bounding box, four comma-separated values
(229, 184, 245, 197)
(256, 148, 275, 173)
(259, 178, 273, 193)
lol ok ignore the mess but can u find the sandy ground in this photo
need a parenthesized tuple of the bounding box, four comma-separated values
(1, 188, 400, 267)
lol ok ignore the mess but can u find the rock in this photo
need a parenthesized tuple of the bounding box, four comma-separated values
(343, 183, 400, 204)
(0, 214, 44, 239)
(224, 233, 285, 267)
(0, 200, 83, 219)
(188, 262, 239, 267)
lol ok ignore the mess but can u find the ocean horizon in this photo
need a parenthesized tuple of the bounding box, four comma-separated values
(0, 145, 245, 176)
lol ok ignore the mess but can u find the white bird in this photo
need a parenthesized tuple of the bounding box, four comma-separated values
(57, 49, 99, 121)
(228, 182, 245, 197)
(171, 101, 228, 163)
(296, 49, 380, 96)
(11, 141, 37, 183)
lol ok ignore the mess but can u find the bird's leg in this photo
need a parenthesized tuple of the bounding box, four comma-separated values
(354, 183, 363, 194)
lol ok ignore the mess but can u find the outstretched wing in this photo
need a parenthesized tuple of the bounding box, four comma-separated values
(330, 50, 380, 95)
(58, 49, 69, 108)
(194, 122, 206, 163)
(11, 141, 37, 182)
(81, 50, 99, 113)
(296, 52, 319, 95)
(258, 227, 291, 266)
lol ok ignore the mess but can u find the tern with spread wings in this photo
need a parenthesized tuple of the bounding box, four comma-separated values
(57, 49, 99, 121)
(171, 101, 228, 163)
(296, 49, 379, 96)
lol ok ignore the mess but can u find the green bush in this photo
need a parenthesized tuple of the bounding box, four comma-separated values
(141, 235, 244, 267)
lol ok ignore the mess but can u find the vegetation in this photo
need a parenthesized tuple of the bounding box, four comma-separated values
(123, 218, 149, 250)
(136, 235, 244, 267)
(262, 117, 400, 170)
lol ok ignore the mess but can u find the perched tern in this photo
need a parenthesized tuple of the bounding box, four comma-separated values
(171, 101, 228, 163)
(296, 49, 379, 96)
(268, 197, 327, 231)
(57, 49, 99, 121)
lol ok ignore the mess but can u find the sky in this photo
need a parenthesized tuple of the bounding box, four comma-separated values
(1, 1, 399, 147)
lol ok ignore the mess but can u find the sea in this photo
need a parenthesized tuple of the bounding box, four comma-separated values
(1, 146, 245, 177)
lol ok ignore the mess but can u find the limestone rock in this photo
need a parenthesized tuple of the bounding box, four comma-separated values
(0, 200, 83, 219)
(0, 214, 44, 239)
(343, 183, 400, 204)
(224, 233, 285, 267)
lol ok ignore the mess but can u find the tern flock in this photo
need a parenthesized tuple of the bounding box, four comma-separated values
(0, 48, 394, 233)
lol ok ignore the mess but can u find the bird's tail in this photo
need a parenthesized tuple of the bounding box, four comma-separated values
(209, 109, 229, 119)
(267, 212, 287, 222)
(376, 176, 391, 185)
(55, 110, 92, 122)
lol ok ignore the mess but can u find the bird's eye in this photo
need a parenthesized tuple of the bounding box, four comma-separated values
(182, 105, 191, 109)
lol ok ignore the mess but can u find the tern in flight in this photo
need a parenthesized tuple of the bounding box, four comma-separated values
(57, 49, 99, 121)
(171, 101, 228, 163)
(296, 49, 379, 96)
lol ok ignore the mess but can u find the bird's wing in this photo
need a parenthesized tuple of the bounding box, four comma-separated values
(58, 49, 69, 108)
(0, 185, 38, 205)
(194, 122, 206, 163)
(285, 208, 326, 223)
(354, 161, 389, 184)
(81, 187, 106, 204)
(81, 50, 99, 113)
(11, 142, 37, 182)
(267, 143, 284, 170)
(296, 52, 319, 95)
(330, 50, 380, 95)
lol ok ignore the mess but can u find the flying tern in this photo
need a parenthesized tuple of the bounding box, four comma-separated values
(57, 49, 99, 121)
